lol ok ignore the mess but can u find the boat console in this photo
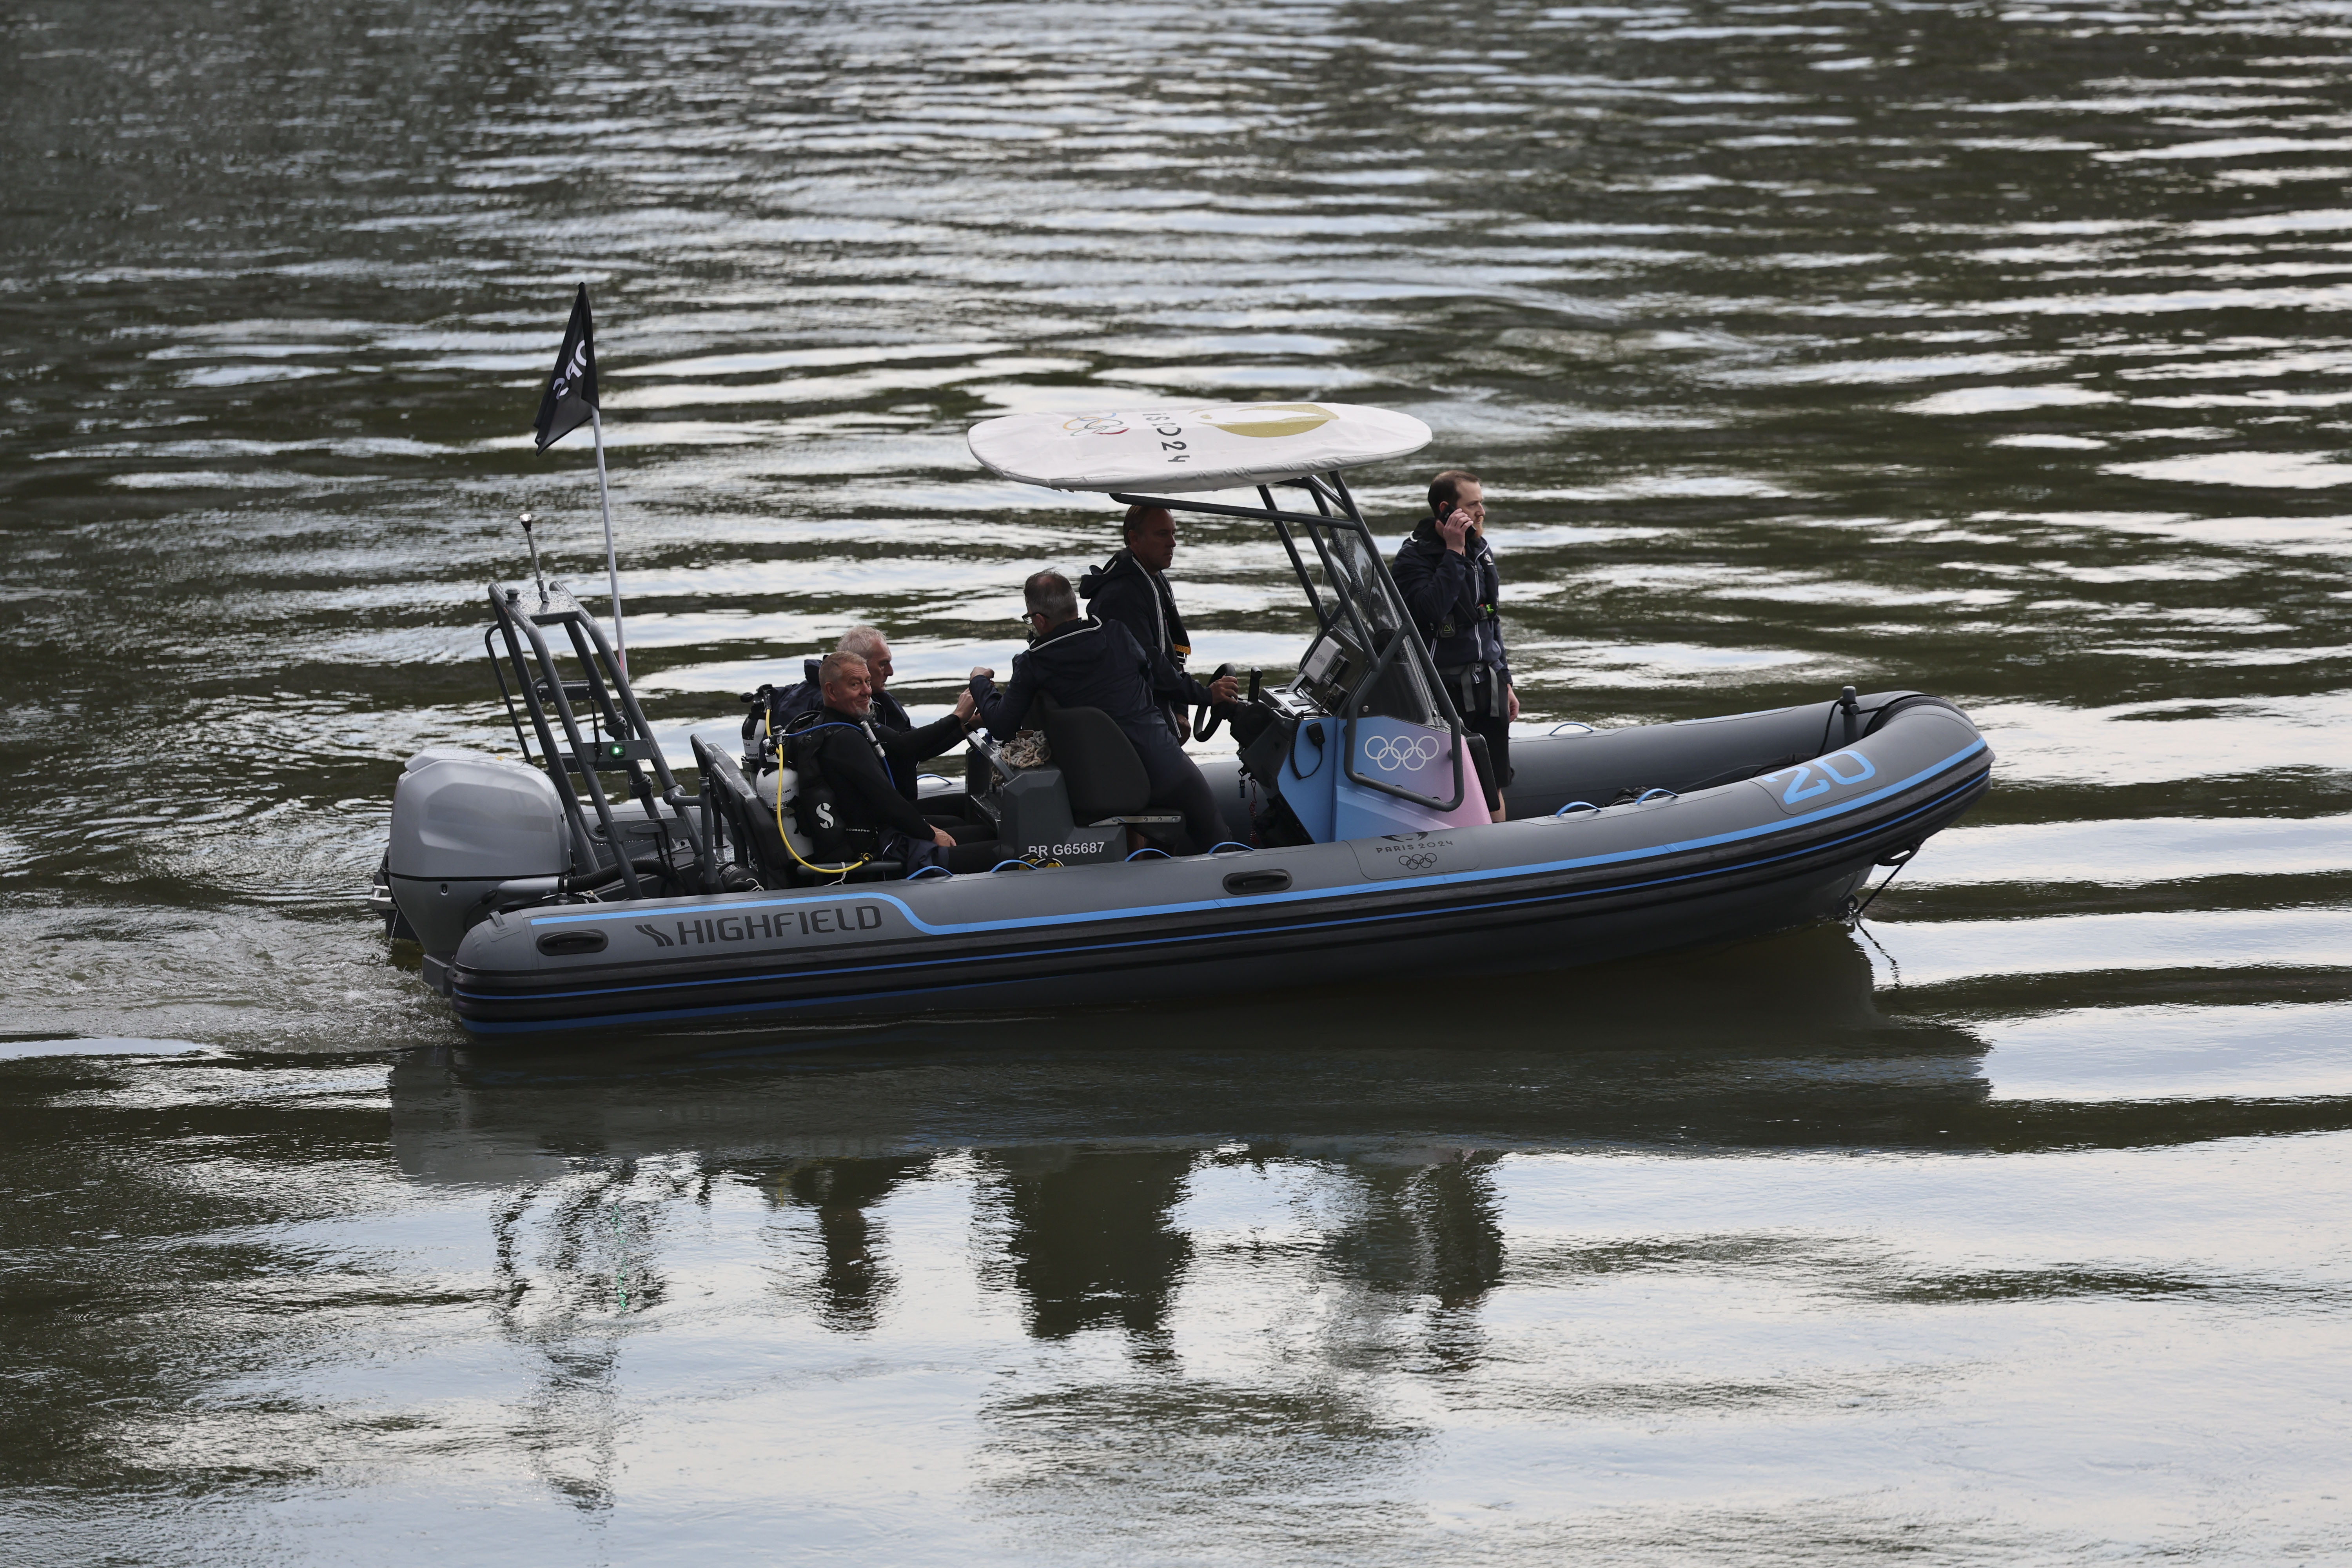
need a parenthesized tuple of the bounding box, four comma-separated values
(964, 730, 1169, 867)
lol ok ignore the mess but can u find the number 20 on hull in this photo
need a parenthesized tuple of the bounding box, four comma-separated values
(1762, 750, 1877, 806)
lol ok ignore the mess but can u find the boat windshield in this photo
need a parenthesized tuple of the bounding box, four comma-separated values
(1292, 521, 1448, 728)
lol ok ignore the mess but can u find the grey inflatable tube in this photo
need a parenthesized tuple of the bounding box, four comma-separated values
(436, 691, 1991, 1034)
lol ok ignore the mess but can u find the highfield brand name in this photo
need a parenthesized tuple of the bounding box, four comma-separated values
(628, 904, 886, 950)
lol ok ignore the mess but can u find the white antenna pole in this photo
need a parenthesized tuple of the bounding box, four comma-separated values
(518, 509, 548, 606)
(588, 406, 626, 674)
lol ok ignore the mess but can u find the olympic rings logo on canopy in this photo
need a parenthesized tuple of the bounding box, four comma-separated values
(1362, 733, 1443, 771)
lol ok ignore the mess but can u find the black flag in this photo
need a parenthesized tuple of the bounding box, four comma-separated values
(532, 284, 600, 451)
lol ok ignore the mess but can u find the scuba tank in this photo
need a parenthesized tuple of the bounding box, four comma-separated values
(740, 681, 800, 773)
(749, 756, 820, 862)
(741, 683, 879, 869)
(738, 664, 824, 771)
(742, 701, 825, 862)
(740, 683, 773, 773)
(773, 711, 861, 863)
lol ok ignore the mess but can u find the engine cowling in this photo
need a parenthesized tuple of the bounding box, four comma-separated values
(388, 755, 568, 955)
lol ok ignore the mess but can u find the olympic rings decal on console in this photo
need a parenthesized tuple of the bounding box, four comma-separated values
(1361, 733, 1443, 771)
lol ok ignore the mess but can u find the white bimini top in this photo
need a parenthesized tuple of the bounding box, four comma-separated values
(967, 402, 1431, 494)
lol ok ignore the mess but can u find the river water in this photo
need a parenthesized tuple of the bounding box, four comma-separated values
(3, 0, 2349, 1560)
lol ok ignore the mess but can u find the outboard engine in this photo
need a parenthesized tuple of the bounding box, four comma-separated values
(388, 754, 569, 955)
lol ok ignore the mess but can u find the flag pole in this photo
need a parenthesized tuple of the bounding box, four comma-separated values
(589, 406, 626, 674)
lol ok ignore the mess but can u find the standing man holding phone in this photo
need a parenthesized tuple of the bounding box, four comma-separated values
(1390, 469, 1517, 822)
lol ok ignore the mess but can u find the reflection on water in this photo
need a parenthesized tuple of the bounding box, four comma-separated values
(4, 0, 2351, 1555)
(7, 922, 2350, 1559)
(392, 926, 1984, 1160)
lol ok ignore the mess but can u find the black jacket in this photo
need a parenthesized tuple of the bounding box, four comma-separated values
(1391, 522, 1509, 682)
(1080, 550, 1214, 720)
(797, 704, 962, 842)
(970, 616, 1175, 755)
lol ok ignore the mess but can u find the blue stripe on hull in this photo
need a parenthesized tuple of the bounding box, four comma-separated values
(455, 761, 1987, 1034)
(522, 738, 1986, 938)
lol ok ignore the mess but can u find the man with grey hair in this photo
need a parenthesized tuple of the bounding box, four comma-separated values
(764, 625, 950, 801)
(788, 651, 998, 875)
(773, 625, 910, 728)
(967, 571, 1235, 854)
(835, 623, 892, 673)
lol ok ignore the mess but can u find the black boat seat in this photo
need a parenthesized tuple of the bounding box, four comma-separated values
(1036, 699, 1183, 834)
(694, 735, 797, 886)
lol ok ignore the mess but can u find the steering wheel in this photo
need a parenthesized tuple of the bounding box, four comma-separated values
(1192, 663, 1237, 742)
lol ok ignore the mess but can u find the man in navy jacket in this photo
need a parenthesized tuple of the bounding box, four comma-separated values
(969, 572, 1235, 855)
(1390, 469, 1516, 821)
(1080, 505, 1240, 737)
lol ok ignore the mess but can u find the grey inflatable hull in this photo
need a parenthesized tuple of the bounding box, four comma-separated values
(430, 692, 1990, 1034)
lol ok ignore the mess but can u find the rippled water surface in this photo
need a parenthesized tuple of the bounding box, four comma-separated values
(4, 0, 2350, 1560)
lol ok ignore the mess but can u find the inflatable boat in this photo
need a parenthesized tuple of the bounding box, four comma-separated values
(376, 403, 1991, 1034)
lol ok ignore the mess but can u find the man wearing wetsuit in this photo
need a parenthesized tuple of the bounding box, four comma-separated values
(775, 626, 914, 729)
(1391, 468, 1517, 822)
(768, 626, 958, 803)
(801, 652, 998, 875)
(967, 572, 1236, 855)
(1080, 505, 1240, 739)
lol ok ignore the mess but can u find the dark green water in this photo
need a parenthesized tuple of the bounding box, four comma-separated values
(3, 0, 2349, 1559)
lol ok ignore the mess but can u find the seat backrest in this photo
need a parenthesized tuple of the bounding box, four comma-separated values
(1040, 704, 1151, 820)
(693, 733, 793, 883)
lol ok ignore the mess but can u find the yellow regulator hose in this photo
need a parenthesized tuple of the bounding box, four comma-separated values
(773, 747, 867, 880)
